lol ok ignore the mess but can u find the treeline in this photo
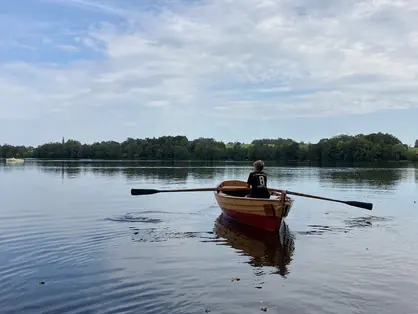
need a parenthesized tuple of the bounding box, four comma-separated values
(1, 133, 417, 162)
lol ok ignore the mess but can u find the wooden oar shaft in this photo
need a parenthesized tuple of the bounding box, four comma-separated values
(285, 190, 340, 202)
(131, 186, 249, 196)
(159, 188, 217, 193)
(158, 187, 249, 193)
(272, 189, 373, 210)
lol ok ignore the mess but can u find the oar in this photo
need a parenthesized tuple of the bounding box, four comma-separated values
(131, 186, 249, 196)
(270, 189, 373, 210)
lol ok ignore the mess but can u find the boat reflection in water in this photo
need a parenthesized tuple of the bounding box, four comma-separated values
(213, 214, 295, 278)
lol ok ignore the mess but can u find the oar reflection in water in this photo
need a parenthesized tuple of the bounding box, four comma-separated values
(213, 214, 295, 278)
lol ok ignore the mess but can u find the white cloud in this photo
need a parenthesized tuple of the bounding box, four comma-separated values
(1, 0, 418, 142)
(57, 44, 79, 52)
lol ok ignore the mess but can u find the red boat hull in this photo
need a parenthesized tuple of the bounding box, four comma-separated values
(220, 207, 283, 232)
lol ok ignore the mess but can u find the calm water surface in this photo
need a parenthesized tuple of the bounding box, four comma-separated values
(1, 160, 418, 313)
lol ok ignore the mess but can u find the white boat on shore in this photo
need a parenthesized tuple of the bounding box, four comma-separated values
(6, 157, 25, 164)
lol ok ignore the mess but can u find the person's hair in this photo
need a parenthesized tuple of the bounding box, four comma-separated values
(253, 160, 264, 171)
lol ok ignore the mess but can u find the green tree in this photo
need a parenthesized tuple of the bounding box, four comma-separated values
(1, 132, 417, 162)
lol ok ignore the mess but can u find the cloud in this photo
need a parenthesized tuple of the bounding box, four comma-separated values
(1, 0, 418, 143)
(56, 44, 79, 52)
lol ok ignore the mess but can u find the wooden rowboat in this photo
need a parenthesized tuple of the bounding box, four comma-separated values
(213, 180, 294, 232)
(130, 180, 371, 232)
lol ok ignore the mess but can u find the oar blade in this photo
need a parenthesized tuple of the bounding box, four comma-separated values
(131, 189, 160, 196)
(343, 201, 373, 210)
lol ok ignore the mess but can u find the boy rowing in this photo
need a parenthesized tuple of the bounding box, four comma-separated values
(246, 160, 271, 198)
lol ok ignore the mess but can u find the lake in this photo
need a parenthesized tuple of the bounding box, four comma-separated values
(1, 160, 418, 314)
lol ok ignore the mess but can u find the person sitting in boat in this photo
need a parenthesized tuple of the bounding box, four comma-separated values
(246, 160, 271, 198)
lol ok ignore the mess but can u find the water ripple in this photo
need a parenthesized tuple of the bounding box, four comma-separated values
(105, 214, 163, 223)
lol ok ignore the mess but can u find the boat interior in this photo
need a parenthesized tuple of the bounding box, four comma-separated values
(222, 189, 250, 198)
(219, 180, 277, 199)
(221, 189, 277, 200)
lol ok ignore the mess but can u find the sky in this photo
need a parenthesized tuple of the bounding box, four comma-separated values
(1, 0, 418, 146)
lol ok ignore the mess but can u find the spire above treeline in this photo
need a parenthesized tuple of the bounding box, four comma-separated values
(1, 132, 417, 162)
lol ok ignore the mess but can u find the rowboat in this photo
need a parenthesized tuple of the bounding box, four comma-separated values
(130, 180, 372, 232)
(5, 157, 25, 164)
(213, 180, 294, 232)
(213, 213, 295, 277)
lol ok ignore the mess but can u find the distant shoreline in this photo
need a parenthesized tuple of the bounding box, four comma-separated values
(1, 132, 417, 162)
(1, 158, 416, 166)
